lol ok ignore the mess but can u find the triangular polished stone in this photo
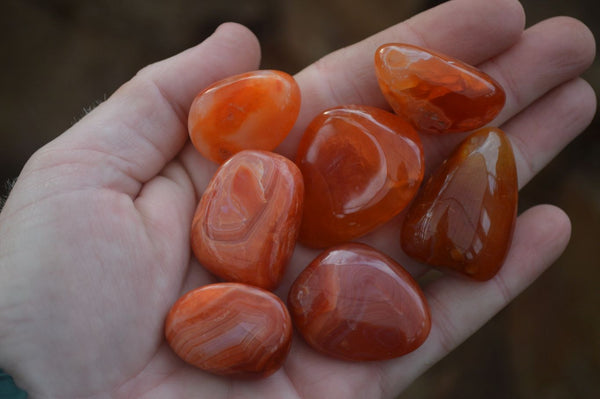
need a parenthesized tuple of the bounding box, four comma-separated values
(401, 127, 518, 280)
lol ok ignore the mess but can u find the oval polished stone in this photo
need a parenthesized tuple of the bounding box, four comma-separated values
(191, 150, 303, 290)
(375, 43, 505, 134)
(165, 283, 293, 378)
(288, 243, 431, 361)
(188, 70, 301, 164)
(296, 105, 424, 248)
(401, 127, 518, 280)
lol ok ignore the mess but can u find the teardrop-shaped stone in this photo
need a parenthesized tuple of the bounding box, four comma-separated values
(401, 127, 518, 280)
(296, 105, 424, 248)
(165, 283, 292, 378)
(375, 43, 505, 134)
(288, 243, 431, 361)
(188, 70, 301, 164)
(191, 150, 304, 290)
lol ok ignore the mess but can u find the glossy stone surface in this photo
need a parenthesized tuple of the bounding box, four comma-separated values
(375, 43, 505, 134)
(188, 70, 301, 164)
(296, 105, 424, 248)
(401, 127, 518, 280)
(288, 243, 431, 361)
(165, 283, 293, 378)
(191, 150, 303, 290)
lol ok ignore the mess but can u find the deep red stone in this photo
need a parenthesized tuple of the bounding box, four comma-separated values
(288, 243, 431, 361)
(401, 127, 518, 280)
(165, 283, 293, 378)
(375, 43, 505, 134)
(191, 150, 303, 290)
(296, 105, 424, 248)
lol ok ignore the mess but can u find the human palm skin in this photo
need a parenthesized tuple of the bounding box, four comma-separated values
(0, 0, 596, 398)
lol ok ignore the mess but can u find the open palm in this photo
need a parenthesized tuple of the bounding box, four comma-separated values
(0, 0, 595, 397)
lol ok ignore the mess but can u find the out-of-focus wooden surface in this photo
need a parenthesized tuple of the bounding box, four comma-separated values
(1, 1, 598, 397)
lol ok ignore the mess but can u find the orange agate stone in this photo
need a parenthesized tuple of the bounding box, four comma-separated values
(375, 43, 505, 133)
(401, 127, 518, 280)
(288, 243, 431, 361)
(188, 70, 301, 164)
(165, 283, 292, 378)
(191, 150, 303, 290)
(296, 105, 424, 248)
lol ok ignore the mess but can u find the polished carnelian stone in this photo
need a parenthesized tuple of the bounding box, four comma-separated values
(165, 283, 292, 378)
(296, 105, 424, 248)
(375, 43, 505, 134)
(288, 243, 431, 361)
(191, 150, 303, 290)
(188, 70, 301, 164)
(401, 127, 518, 280)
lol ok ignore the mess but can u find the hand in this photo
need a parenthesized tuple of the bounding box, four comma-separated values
(0, 0, 595, 397)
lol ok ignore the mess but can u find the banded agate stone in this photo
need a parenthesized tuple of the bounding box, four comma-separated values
(165, 283, 292, 378)
(375, 43, 505, 133)
(191, 150, 303, 290)
(401, 127, 518, 280)
(296, 105, 424, 248)
(188, 70, 301, 164)
(288, 243, 431, 361)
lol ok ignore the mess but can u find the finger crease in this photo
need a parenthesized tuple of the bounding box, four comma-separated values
(491, 273, 513, 305)
(402, 19, 429, 49)
(149, 77, 189, 132)
(486, 55, 524, 111)
(508, 134, 536, 188)
(426, 289, 461, 355)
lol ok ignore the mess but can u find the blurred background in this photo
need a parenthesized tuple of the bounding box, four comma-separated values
(0, 0, 598, 397)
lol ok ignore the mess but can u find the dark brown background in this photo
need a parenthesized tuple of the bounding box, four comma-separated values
(1, 1, 598, 397)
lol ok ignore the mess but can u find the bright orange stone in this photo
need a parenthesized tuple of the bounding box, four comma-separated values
(191, 150, 303, 290)
(165, 283, 292, 378)
(296, 105, 424, 248)
(401, 127, 518, 280)
(375, 43, 505, 134)
(288, 243, 431, 361)
(188, 70, 301, 164)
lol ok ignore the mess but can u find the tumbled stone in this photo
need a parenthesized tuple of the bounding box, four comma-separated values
(191, 150, 303, 290)
(375, 43, 505, 133)
(288, 243, 431, 361)
(188, 70, 301, 164)
(401, 127, 518, 280)
(296, 105, 424, 248)
(165, 283, 293, 378)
